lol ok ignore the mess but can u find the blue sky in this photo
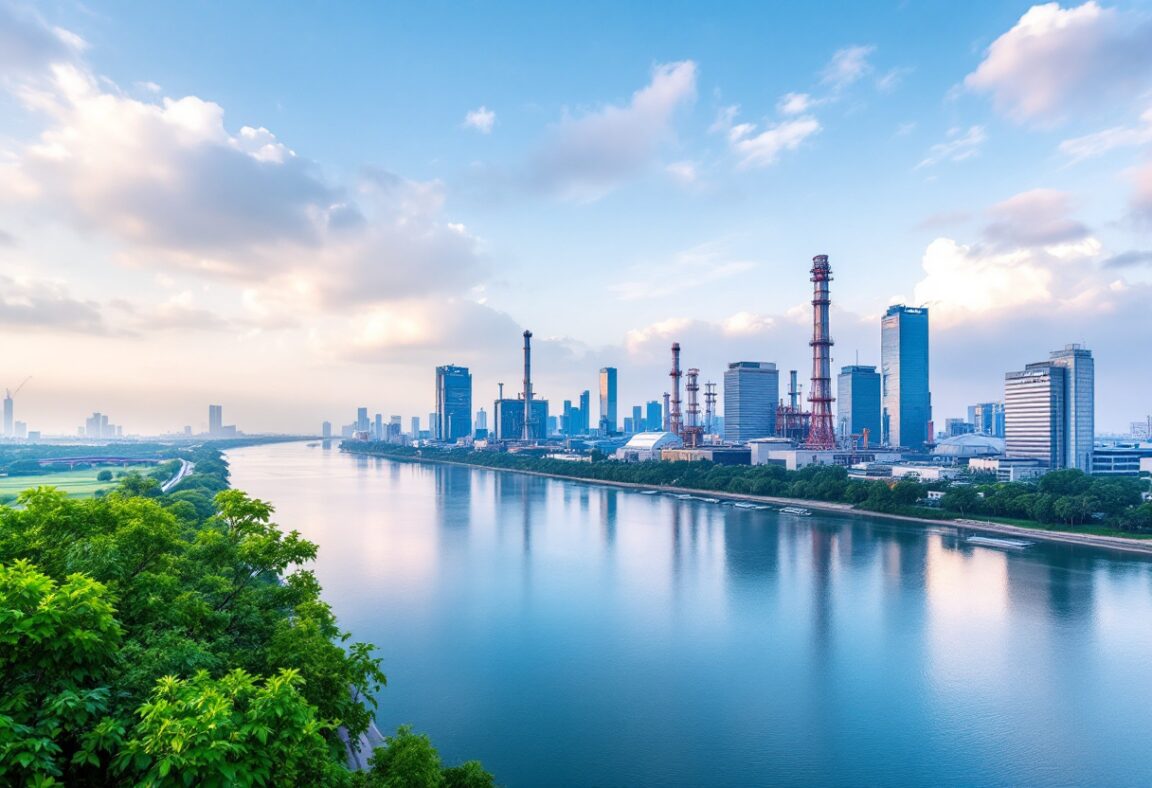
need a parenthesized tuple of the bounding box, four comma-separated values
(1, 0, 1150, 433)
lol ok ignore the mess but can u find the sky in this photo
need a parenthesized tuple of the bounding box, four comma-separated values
(1, 0, 1151, 435)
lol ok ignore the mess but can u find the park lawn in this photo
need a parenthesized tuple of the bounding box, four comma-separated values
(0, 464, 155, 500)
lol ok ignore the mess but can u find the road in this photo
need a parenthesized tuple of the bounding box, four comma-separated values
(160, 459, 195, 493)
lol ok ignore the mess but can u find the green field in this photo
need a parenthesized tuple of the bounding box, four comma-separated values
(0, 465, 155, 501)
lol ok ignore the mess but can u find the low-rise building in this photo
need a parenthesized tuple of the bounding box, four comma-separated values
(889, 464, 962, 481)
(661, 447, 751, 465)
(614, 431, 683, 462)
(968, 456, 1047, 482)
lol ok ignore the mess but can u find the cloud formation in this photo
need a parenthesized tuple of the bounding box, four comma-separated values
(965, 2, 1152, 124)
(529, 61, 697, 200)
(0, 272, 105, 333)
(0, 0, 82, 78)
(726, 114, 821, 168)
(463, 106, 495, 133)
(916, 126, 986, 169)
(982, 189, 1089, 248)
(821, 45, 875, 90)
(1059, 107, 1152, 162)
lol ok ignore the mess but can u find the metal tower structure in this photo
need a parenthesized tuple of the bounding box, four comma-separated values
(522, 330, 533, 441)
(683, 368, 702, 447)
(806, 255, 836, 449)
(669, 343, 683, 437)
(703, 381, 717, 438)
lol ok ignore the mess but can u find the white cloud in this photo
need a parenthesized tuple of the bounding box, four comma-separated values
(916, 126, 986, 169)
(463, 105, 496, 133)
(1059, 107, 1152, 162)
(777, 92, 815, 116)
(983, 188, 1089, 247)
(0, 269, 105, 333)
(529, 60, 697, 200)
(1132, 160, 1152, 227)
(609, 241, 757, 301)
(965, 2, 1152, 124)
(0, 1, 84, 78)
(664, 160, 697, 184)
(728, 115, 821, 168)
(821, 45, 875, 90)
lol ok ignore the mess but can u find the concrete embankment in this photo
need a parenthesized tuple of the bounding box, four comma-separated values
(346, 450, 1152, 558)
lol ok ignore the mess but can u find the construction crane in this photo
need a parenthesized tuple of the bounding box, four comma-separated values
(6, 376, 31, 399)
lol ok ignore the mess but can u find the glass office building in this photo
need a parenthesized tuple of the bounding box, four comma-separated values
(881, 305, 931, 448)
(435, 365, 473, 441)
(723, 361, 779, 443)
(837, 365, 881, 445)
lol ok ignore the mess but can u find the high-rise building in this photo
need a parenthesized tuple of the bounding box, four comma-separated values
(599, 367, 618, 434)
(356, 407, 369, 434)
(322, 421, 332, 439)
(944, 418, 976, 437)
(579, 390, 591, 435)
(632, 405, 643, 434)
(970, 402, 1006, 437)
(646, 401, 662, 432)
(723, 362, 779, 443)
(881, 305, 931, 448)
(375, 413, 384, 441)
(428, 412, 437, 440)
(1005, 345, 1094, 472)
(837, 365, 881, 445)
(1048, 344, 1094, 473)
(435, 365, 473, 442)
(623, 417, 634, 435)
(475, 409, 487, 432)
(3, 393, 12, 437)
(494, 398, 548, 440)
(208, 404, 223, 436)
(411, 416, 420, 436)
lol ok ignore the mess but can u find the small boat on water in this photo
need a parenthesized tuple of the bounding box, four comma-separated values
(639, 490, 658, 495)
(733, 502, 757, 510)
(698, 497, 720, 504)
(780, 506, 812, 516)
(674, 494, 693, 500)
(966, 535, 1033, 550)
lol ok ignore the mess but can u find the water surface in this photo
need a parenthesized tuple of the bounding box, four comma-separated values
(227, 442, 1152, 787)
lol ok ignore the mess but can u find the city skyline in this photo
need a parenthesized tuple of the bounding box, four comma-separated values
(1, 1, 1150, 434)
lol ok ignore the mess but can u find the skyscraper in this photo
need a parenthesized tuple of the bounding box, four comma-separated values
(411, 416, 420, 436)
(321, 421, 332, 439)
(375, 413, 384, 441)
(1048, 344, 1094, 473)
(970, 402, 1006, 437)
(881, 305, 931, 448)
(599, 367, 618, 434)
(208, 404, 223, 436)
(632, 405, 643, 434)
(2, 393, 12, 437)
(356, 407, 369, 434)
(723, 362, 779, 443)
(435, 365, 473, 442)
(579, 390, 591, 434)
(645, 400, 662, 432)
(837, 365, 881, 445)
(1005, 345, 1094, 472)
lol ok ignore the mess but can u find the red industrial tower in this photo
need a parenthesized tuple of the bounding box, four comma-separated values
(683, 368, 702, 447)
(806, 255, 836, 449)
(669, 343, 683, 437)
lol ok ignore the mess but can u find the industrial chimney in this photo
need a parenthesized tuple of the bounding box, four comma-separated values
(669, 343, 683, 436)
(806, 255, 836, 450)
(522, 330, 533, 441)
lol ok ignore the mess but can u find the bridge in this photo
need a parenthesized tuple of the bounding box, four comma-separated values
(33, 456, 165, 469)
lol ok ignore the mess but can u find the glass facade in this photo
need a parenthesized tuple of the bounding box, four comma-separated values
(645, 400, 662, 432)
(1005, 364, 1066, 467)
(599, 368, 617, 433)
(435, 365, 473, 441)
(723, 362, 779, 443)
(881, 305, 931, 448)
(836, 365, 881, 444)
(1048, 345, 1094, 473)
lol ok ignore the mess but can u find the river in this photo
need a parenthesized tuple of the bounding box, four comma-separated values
(227, 441, 1152, 787)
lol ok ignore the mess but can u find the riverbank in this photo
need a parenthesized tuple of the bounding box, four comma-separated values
(348, 449, 1152, 558)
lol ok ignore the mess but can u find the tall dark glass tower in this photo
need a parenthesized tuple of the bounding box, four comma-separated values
(837, 365, 881, 445)
(881, 305, 931, 449)
(599, 367, 618, 434)
(435, 365, 473, 441)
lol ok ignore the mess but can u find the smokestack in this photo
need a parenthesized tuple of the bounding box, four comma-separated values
(789, 370, 798, 410)
(662, 392, 671, 432)
(522, 330, 533, 441)
(806, 255, 836, 450)
(670, 343, 683, 436)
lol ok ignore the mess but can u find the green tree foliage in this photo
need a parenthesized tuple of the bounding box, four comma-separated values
(357, 725, 495, 788)
(96, 470, 114, 482)
(0, 448, 480, 784)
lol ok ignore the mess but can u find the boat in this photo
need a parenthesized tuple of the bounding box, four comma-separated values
(698, 497, 720, 504)
(780, 506, 812, 516)
(966, 535, 1033, 550)
(639, 490, 658, 495)
(674, 494, 693, 500)
(733, 502, 757, 510)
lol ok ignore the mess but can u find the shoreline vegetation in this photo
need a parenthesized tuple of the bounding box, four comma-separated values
(340, 442, 1152, 558)
(0, 444, 494, 786)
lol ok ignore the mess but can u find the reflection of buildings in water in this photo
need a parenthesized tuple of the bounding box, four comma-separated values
(881, 529, 929, 594)
(434, 464, 472, 513)
(320, 439, 333, 451)
(1005, 550, 1096, 622)
(722, 512, 780, 583)
(600, 490, 618, 548)
(810, 525, 836, 654)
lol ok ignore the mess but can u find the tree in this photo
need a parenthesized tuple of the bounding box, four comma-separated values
(363, 726, 444, 788)
(941, 485, 980, 516)
(97, 470, 114, 482)
(117, 669, 345, 787)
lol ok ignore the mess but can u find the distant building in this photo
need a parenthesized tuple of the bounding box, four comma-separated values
(578, 390, 591, 434)
(474, 409, 487, 432)
(969, 456, 1047, 482)
(356, 407, 369, 434)
(436, 364, 473, 442)
(599, 367, 618, 434)
(1092, 448, 1148, 477)
(1004, 345, 1094, 472)
(623, 417, 634, 435)
(411, 416, 420, 436)
(13, 421, 26, 439)
(632, 405, 643, 433)
(322, 421, 332, 439)
(723, 362, 778, 443)
(881, 305, 931, 449)
(969, 401, 1006, 437)
(944, 418, 975, 437)
(645, 400, 662, 432)
(614, 431, 683, 462)
(494, 398, 548, 441)
(375, 413, 384, 441)
(837, 364, 881, 446)
(2, 393, 12, 437)
(209, 404, 223, 436)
